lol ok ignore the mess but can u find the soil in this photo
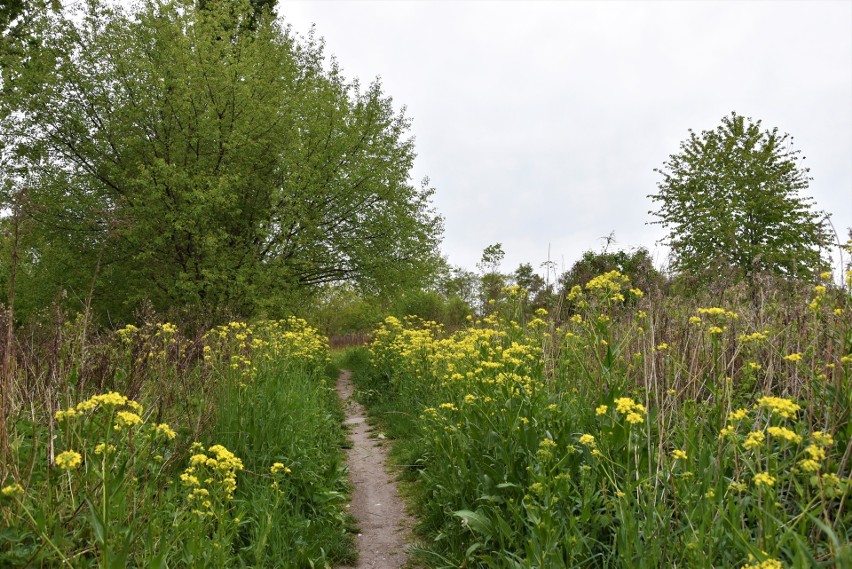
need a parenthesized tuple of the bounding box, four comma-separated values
(336, 370, 415, 569)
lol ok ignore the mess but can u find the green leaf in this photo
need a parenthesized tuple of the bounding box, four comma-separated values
(453, 509, 492, 536)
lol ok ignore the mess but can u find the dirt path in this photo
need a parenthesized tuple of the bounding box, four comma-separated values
(336, 370, 414, 569)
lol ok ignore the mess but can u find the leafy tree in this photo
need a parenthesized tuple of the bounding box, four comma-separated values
(649, 112, 830, 284)
(0, 0, 441, 322)
(512, 262, 552, 313)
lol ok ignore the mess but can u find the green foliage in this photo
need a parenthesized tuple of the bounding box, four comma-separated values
(392, 289, 472, 328)
(650, 112, 831, 284)
(0, 0, 441, 323)
(307, 284, 385, 337)
(559, 246, 661, 297)
(435, 262, 479, 311)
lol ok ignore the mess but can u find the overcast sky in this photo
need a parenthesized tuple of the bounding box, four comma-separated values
(279, 0, 851, 277)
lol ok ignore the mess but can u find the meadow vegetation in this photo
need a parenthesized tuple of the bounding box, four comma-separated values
(0, 316, 353, 567)
(1, 2, 848, 568)
(354, 268, 851, 568)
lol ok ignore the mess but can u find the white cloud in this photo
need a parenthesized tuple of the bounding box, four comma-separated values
(281, 0, 851, 274)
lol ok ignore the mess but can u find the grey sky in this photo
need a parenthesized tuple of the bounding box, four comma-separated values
(282, 0, 851, 277)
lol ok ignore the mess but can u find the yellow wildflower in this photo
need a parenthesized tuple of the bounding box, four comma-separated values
(805, 444, 826, 461)
(114, 411, 142, 429)
(757, 396, 800, 419)
(767, 426, 802, 444)
(811, 431, 834, 447)
(55, 408, 79, 422)
(1, 483, 24, 498)
(94, 443, 116, 455)
(595, 404, 608, 416)
(626, 412, 644, 425)
(743, 431, 765, 450)
(753, 472, 775, 487)
(672, 449, 688, 460)
(728, 408, 749, 421)
(154, 423, 177, 440)
(55, 451, 83, 470)
(579, 434, 596, 447)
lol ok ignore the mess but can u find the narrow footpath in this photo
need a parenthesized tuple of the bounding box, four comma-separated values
(336, 370, 414, 569)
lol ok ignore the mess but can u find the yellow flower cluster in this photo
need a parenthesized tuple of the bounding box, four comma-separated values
(696, 307, 739, 320)
(154, 423, 177, 440)
(157, 322, 178, 336)
(743, 431, 765, 450)
(808, 284, 827, 311)
(180, 443, 243, 515)
(756, 396, 800, 419)
(738, 330, 769, 343)
(811, 431, 833, 447)
(114, 411, 143, 430)
(536, 438, 558, 459)
(579, 434, 596, 447)
(1, 483, 25, 498)
(584, 270, 629, 295)
(203, 318, 328, 375)
(55, 391, 144, 422)
(753, 472, 775, 487)
(767, 426, 802, 444)
(94, 443, 116, 455)
(742, 557, 783, 569)
(614, 397, 646, 425)
(55, 450, 83, 471)
(728, 408, 749, 421)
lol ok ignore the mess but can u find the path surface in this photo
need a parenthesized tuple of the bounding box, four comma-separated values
(336, 370, 414, 569)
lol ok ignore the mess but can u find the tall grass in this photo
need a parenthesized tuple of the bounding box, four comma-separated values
(357, 272, 851, 568)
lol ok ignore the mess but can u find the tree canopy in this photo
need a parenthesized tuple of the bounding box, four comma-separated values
(0, 0, 442, 322)
(649, 112, 830, 283)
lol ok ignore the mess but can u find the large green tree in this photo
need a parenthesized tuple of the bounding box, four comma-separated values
(0, 0, 441, 321)
(649, 112, 830, 284)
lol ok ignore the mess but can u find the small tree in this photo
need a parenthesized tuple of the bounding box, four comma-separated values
(649, 112, 830, 285)
(477, 243, 505, 313)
